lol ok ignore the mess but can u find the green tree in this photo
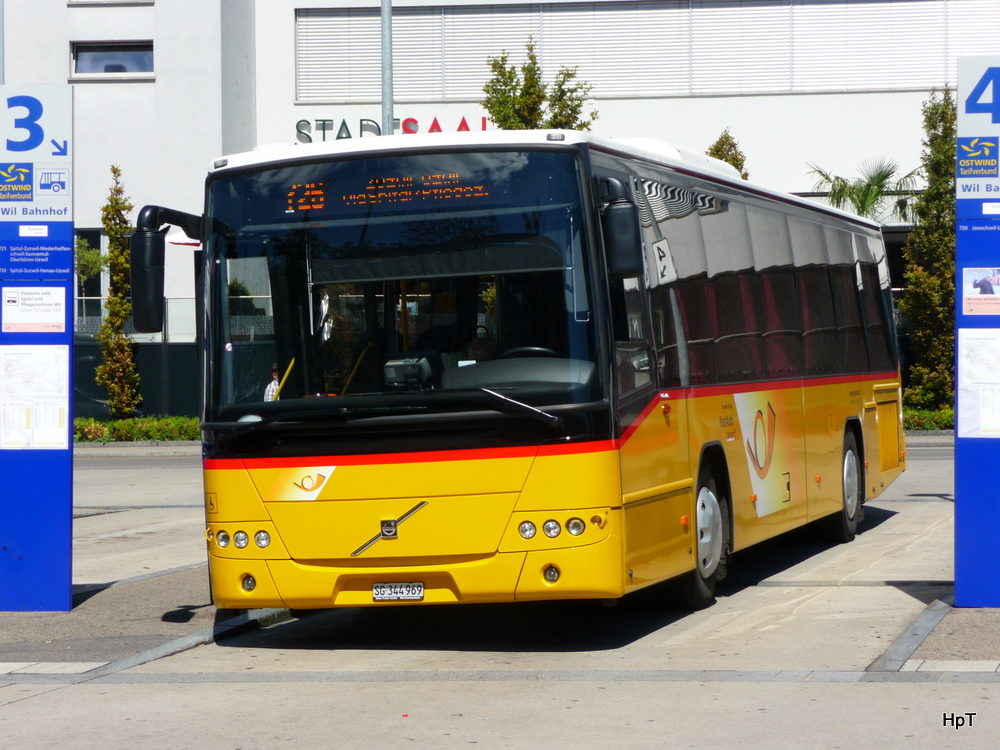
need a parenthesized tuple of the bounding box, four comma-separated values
(706, 127, 749, 180)
(897, 89, 956, 410)
(807, 157, 919, 222)
(482, 39, 597, 131)
(74, 236, 104, 288)
(74, 235, 106, 298)
(544, 65, 596, 131)
(74, 235, 107, 330)
(95, 166, 141, 419)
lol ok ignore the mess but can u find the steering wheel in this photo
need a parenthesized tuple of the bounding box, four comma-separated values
(498, 347, 558, 359)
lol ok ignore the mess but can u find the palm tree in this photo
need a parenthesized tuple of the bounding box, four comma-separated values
(807, 158, 920, 223)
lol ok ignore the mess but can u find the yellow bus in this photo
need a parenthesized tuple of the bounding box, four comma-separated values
(130, 131, 905, 611)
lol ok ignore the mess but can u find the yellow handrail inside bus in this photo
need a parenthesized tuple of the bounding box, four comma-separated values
(342, 341, 374, 395)
(274, 357, 295, 400)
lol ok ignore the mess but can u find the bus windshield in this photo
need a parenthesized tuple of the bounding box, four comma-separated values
(204, 149, 602, 427)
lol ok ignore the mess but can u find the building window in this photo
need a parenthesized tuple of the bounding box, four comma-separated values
(72, 43, 153, 76)
(296, 2, 1000, 103)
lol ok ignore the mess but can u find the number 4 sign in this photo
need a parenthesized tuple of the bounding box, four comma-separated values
(965, 67, 1000, 124)
(957, 59, 1000, 220)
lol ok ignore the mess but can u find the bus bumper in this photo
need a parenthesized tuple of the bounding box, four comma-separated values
(209, 533, 627, 609)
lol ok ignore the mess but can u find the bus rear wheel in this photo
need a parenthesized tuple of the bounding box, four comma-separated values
(675, 473, 729, 610)
(820, 431, 863, 544)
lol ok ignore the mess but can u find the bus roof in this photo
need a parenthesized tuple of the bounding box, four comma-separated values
(209, 130, 880, 230)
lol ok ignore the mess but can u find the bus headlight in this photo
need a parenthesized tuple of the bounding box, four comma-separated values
(566, 518, 586, 536)
(543, 520, 561, 538)
(234, 531, 249, 549)
(518, 521, 537, 539)
(255, 530, 271, 548)
(217, 530, 231, 548)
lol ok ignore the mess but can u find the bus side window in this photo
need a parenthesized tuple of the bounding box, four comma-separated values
(758, 266, 803, 379)
(824, 227, 868, 374)
(747, 207, 803, 380)
(654, 201, 714, 386)
(610, 276, 652, 395)
(701, 201, 762, 383)
(797, 265, 840, 376)
(789, 217, 839, 377)
(673, 275, 717, 385)
(712, 270, 764, 382)
(854, 233, 897, 373)
(649, 285, 681, 388)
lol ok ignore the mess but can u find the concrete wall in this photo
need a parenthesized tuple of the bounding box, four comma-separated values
(4, 0, 232, 230)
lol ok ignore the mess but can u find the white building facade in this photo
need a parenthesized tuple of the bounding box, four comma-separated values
(2, 0, 994, 329)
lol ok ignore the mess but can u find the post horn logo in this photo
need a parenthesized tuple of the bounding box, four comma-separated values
(746, 403, 777, 480)
(294, 473, 327, 492)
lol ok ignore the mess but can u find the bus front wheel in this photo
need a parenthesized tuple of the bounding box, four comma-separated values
(676, 472, 729, 610)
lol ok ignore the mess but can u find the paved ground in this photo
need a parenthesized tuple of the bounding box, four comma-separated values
(5, 431, 998, 749)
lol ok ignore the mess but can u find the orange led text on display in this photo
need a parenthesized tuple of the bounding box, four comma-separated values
(342, 174, 490, 207)
(286, 182, 327, 213)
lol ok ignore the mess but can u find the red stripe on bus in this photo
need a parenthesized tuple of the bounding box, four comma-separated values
(617, 370, 899, 447)
(664, 371, 897, 401)
(678, 370, 898, 400)
(204, 439, 619, 471)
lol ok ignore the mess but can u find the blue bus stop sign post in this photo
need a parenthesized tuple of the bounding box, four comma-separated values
(0, 86, 74, 611)
(956, 57, 1000, 607)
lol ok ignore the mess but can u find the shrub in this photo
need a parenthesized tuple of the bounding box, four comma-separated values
(74, 418, 110, 442)
(74, 416, 200, 442)
(902, 408, 955, 431)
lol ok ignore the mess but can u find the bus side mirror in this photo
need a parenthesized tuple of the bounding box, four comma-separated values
(130, 229, 166, 333)
(599, 178, 644, 279)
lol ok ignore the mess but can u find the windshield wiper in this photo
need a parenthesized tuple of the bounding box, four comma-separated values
(470, 388, 563, 430)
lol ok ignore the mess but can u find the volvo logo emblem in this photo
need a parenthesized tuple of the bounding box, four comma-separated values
(351, 501, 428, 557)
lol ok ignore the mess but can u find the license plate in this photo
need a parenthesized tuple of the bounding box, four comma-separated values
(373, 582, 424, 601)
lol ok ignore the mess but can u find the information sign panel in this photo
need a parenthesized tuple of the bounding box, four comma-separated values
(0, 86, 74, 611)
(956, 58, 1000, 606)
